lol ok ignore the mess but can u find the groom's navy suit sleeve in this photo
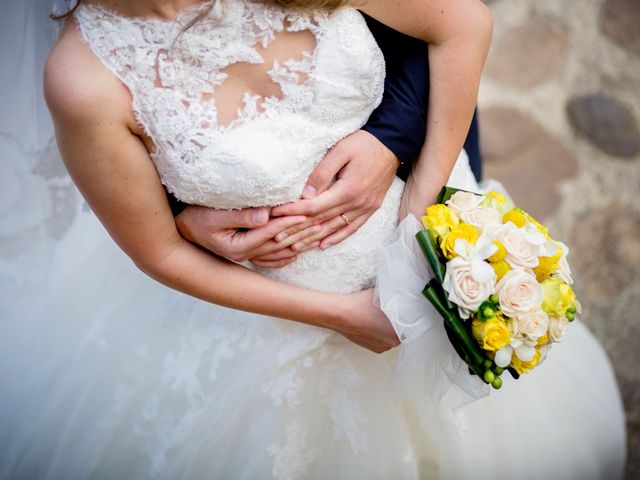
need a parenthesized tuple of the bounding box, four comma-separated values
(168, 16, 483, 216)
(361, 14, 483, 183)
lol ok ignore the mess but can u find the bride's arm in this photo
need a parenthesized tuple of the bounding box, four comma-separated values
(360, 0, 493, 216)
(44, 44, 398, 353)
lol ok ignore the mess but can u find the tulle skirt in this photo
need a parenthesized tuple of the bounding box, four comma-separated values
(0, 198, 627, 480)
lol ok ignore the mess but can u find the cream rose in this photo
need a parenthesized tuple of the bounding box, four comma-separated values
(460, 207, 501, 233)
(495, 222, 544, 269)
(516, 309, 549, 342)
(496, 269, 544, 318)
(442, 257, 496, 319)
(548, 315, 569, 343)
(446, 191, 484, 216)
(507, 318, 523, 343)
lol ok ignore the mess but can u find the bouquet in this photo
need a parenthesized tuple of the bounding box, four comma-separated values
(416, 186, 580, 389)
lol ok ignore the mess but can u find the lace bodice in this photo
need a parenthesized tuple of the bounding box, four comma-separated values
(76, 0, 402, 294)
(75, 1, 385, 209)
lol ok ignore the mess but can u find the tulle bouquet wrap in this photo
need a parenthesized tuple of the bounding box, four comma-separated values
(416, 186, 580, 389)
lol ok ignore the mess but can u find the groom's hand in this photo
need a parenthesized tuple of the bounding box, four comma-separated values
(260, 130, 400, 254)
(175, 206, 309, 267)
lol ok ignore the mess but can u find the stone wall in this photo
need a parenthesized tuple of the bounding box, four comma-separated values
(480, 1, 640, 477)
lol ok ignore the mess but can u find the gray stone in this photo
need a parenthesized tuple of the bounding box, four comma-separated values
(567, 94, 640, 158)
(570, 205, 640, 303)
(601, 0, 640, 57)
(484, 16, 569, 89)
(480, 107, 578, 220)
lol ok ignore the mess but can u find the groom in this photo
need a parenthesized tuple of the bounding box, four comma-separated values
(171, 15, 483, 266)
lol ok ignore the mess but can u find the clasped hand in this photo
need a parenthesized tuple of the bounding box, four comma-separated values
(175, 130, 401, 353)
(176, 130, 400, 268)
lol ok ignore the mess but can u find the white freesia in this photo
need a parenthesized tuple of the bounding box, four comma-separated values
(514, 344, 536, 362)
(460, 207, 501, 234)
(496, 269, 544, 318)
(499, 319, 538, 363)
(553, 241, 574, 285)
(495, 346, 513, 368)
(442, 256, 496, 319)
(446, 191, 484, 216)
(548, 315, 569, 343)
(453, 231, 498, 284)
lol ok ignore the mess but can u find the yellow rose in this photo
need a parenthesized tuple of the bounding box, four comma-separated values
(440, 224, 479, 260)
(471, 317, 511, 352)
(537, 332, 550, 346)
(511, 348, 542, 375)
(422, 204, 459, 239)
(541, 278, 575, 317)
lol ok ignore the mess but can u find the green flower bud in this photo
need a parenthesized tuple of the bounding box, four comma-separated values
(484, 370, 495, 384)
(567, 304, 577, 314)
(483, 359, 493, 369)
(566, 311, 575, 322)
(491, 377, 503, 389)
(493, 366, 504, 376)
(490, 294, 499, 304)
(483, 307, 495, 319)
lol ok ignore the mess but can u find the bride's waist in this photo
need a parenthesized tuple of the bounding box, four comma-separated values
(253, 178, 404, 294)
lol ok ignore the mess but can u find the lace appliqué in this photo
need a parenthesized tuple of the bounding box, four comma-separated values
(75, 1, 384, 209)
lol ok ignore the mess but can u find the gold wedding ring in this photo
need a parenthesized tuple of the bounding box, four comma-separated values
(340, 214, 350, 226)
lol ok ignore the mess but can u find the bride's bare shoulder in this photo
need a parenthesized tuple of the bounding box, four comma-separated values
(44, 20, 132, 125)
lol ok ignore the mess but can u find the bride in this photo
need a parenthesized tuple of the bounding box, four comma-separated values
(1, 0, 626, 478)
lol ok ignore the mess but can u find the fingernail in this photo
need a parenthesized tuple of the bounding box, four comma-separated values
(321, 242, 331, 250)
(293, 241, 305, 251)
(275, 232, 288, 242)
(302, 185, 317, 199)
(253, 208, 267, 225)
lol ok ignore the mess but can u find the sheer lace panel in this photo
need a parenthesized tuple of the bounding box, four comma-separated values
(75, 1, 385, 209)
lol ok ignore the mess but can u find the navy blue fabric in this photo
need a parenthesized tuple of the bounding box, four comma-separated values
(168, 15, 484, 216)
(361, 13, 483, 183)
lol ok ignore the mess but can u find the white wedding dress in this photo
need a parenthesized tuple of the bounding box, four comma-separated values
(0, 2, 627, 479)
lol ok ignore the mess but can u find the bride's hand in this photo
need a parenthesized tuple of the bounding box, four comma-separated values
(175, 206, 310, 266)
(335, 289, 400, 354)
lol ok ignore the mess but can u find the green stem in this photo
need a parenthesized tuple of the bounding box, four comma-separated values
(415, 230, 454, 310)
(416, 230, 445, 285)
(422, 281, 487, 376)
(507, 367, 520, 380)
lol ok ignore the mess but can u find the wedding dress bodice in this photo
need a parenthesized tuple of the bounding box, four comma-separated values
(76, 0, 407, 294)
(75, 1, 385, 209)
